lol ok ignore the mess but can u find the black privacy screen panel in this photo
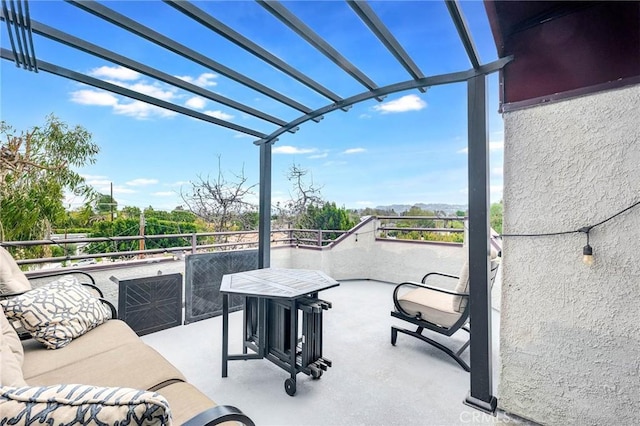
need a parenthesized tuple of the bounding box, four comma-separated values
(185, 250, 258, 324)
(118, 273, 183, 336)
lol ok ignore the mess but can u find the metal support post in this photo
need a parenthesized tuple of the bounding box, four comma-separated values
(258, 141, 272, 269)
(464, 74, 497, 414)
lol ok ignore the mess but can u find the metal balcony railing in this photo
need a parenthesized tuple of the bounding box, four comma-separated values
(1, 216, 471, 267)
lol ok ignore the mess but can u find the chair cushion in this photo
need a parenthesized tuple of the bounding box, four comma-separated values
(0, 384, 172, 425)
(452, 250, 499, 313)
(397, 287, 462, 328)
(452, 260, 470, 313)
(1, 276, 111, 349)
(0, 246, 31, 295)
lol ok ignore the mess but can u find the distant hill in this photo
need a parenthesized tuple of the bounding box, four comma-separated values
(373, 203, 468, 215)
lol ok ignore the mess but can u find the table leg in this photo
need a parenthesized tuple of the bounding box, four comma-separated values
(222, 293, 229, 378)
(284, 299, 298, 396)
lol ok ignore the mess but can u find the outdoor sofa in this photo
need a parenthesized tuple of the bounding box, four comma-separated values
(0, 247, 254, 425)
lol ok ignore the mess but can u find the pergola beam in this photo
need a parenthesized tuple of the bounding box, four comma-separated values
(257, 0, 380, 94)
(347, 0, 426, 92)
(15, 18, 288, 129)
(445, 0, 481, 70)
(0, 48, 268, 138)
(163, 0, 343, 104)
(65, 0, 313, 114)
(254, 56, 513, 145)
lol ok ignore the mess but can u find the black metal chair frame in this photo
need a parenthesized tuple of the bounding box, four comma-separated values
(391, 261, 499, 372)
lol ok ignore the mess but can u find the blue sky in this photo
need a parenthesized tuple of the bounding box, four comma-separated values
(1, 1, 504, 212)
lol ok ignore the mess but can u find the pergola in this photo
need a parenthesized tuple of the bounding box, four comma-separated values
(1, 0, 512, 414)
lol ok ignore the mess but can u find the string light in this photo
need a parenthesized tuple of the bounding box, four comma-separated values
(580, 228, 594, 266)
(500, 200, 639, 266)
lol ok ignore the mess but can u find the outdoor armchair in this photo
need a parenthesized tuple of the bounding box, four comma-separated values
(391, 250, 500, 371)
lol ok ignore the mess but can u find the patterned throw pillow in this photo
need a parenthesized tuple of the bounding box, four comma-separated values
(0, 276, 111, 349)
(0, 384, 172, 425)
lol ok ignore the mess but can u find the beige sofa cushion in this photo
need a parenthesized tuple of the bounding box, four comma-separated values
(1, 340, 27, 387)
(1, 308, 23, 365)
(26, 342, 187, 392)
(1, 276, 111, 349)
(397, 287, 461, 328)
(0, 384, 172, 425)
(157, 382, 217, 424)
(1, 308, 26, 386)
(0, 246, 31, 294)
(22, 319, 140, 379)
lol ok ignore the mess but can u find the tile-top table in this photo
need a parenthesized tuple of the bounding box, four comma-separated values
(220, 268, 339, 396)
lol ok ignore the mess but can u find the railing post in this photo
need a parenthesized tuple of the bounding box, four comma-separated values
(317, 230, 323, 246)
(191, 233, 197, 254)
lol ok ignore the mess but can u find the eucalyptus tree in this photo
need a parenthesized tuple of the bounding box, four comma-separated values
(0, 115, 99, 256)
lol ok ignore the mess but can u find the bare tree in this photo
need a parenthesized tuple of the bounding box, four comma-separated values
(277, 163, 323, 228)
(181, 156, 257, 242)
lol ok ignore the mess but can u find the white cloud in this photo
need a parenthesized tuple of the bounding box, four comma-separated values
(457, 147, 468, 154)
(152, 191, 175, 197)
(492, 167, 503, 176)
(167, 181, 190, 187)
(355, 201, 374, 206)
(71, 80, 178, 120)
(204, 110, 234, 120)
(83, 175, 112, 187)
(273, 145, 317, 155)
(113, 186, 137, 194)
(373, 94, 426, 114)
(126, 178, 158, 186)
(126, 83, 175, 101)
(359, 113, 371, 119)
(89, 65, 140, 81)
(81, 174, 108, 181)
(70, 90, 118, 106)
(92, 185, 136, 195)
(234, 133, 253, 139)
(185, 96, 207, 109)
(308, 152, 328, 159)
(343, 148, 366, 154)
(176, 72, 218, 88)
(113, 101, 177, 119)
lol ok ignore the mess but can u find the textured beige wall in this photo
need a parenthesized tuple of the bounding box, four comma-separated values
(271, 219, 465, 283)
(499, 84, 640, 424)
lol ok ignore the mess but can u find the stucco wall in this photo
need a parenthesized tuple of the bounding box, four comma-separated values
(271, 219, 465, 283)
(499, 84, 640, 424)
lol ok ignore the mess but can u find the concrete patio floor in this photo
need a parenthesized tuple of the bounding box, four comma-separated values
(141, 279, 529, 425)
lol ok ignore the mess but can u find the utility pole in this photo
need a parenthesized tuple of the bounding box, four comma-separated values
(110, 182, 114, 222)
(139, 211, 145, 259)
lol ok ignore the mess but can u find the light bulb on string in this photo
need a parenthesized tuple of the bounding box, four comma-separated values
(582, 244, 594, 266)
(580, 227, 594, 266)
